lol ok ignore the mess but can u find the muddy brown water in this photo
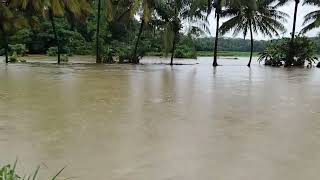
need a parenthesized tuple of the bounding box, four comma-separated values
(1, 57, 320, 180)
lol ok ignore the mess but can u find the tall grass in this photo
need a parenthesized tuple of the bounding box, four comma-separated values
(0, 160, 65, 180)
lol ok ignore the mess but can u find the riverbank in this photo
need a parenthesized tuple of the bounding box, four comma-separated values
(0, 52, 256, 64)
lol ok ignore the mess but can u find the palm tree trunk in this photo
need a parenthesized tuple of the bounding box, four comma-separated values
(291, 0, 299, 44)
(170, 32, 178, 66)
(49, 9, 61, 64)
(0, 26, 8, 63)
(286, 0, 299, 67)
(247, 22, 254, 67)
(96, 0, 102, 64)
(132, 19, 145, 64)
(4, 40, 8, 64)
(213, 13, 220, 67)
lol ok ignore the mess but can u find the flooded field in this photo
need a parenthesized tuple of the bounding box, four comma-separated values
(1, 57, 320, 180)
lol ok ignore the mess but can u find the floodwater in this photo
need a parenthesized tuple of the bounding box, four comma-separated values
(1, 57, 320, 180)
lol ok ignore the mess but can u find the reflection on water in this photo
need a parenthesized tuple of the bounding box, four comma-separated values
(1, 57, 320, 180)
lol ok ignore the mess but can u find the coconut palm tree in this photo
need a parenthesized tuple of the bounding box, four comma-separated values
(301, 0, 320, 33)
(96, 0, 102, 63)
(0, 1, 26, 63)
(131, 0, 155, 64)
(207, 0, 256, 67)
(220, 0, 287, 67)
(47, 0, 90, 64)
(156, 0, 208, 66)
(277, 0, 300, 44)
(12, 0, 90, 64)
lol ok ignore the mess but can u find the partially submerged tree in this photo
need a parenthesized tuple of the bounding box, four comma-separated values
(220, 0, 287, 67)
(156, 0, 208, 66)
(207, 0, 257, 67)
(0, 1, 26, 63)
(11, 0, 91, 64)
(131, 0, 156, 64)
(258, 36, 318, 67)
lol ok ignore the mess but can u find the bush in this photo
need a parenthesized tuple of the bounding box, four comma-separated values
(8, 52, 27, 63)
(174, 45, 197, 59)
(47, 47, 58, 56)
(8, 44, 28, 56)
(0, 48, 4, 56)
(9, 52, 18, 63)
(61, 54, 69, 62)
(101, 46, 115, 63)
(63, 31, 92, 55)
(258, 36, 318, 67)
(110, 40, 133, 63)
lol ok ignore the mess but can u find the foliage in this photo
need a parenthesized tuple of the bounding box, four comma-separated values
(301, 0, 320, 34)
(47, 47, 58, 56)
(0, 161, 19, 180)
(258, 36, 318, 67)
(1, 0, 320, 66)
(194, 37, 267, 52)
(174, 45, 197, 59)
(9, 52, 19, 63)
(61, 54, 69, 62)
(9, 44, 28, 56)
(0, 161, 65, 180)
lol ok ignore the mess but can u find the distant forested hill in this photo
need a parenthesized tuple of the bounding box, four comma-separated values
(194, 37, 320, 54)
(194, 37, 268, 52)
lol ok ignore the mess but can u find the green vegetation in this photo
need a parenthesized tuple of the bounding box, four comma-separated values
(0, 161, 65, 180)
(0, 0, 320, 67)
(258, 36, 318, 67)
(197, 51, 259, 57)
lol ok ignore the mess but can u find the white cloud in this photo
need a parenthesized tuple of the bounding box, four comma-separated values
(207, 2, 319, 40)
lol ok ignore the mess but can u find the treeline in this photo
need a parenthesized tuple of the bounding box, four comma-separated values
(1, 0, 320, 67)
(195, 37, 320, 54)
(194, 37, 267, 52)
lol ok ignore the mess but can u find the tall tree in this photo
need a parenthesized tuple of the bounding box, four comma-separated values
(15, 0, 88, 64)
(220, 0, 287, 67)
(131, 0, 155, 64)
(0, 1, 26, 63)
(156, 0, 207, 66)
(96, 0, 102, 63)
(277, 0, 301, 66)
(207, 0, 257, 67)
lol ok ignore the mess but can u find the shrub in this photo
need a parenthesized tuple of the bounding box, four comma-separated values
(174, 45, 197, 59)
(8, 52, 27, 63)
(8, 44, 28, 56)
(47, 47, 58, 56)
(110, 40, 133, 63)
(64, 31, 92, 55)
(258, 36, 318, 67)
(9, 52, 18, 63)
(61, 54, 69, 62)
(102, 46, 115, 63)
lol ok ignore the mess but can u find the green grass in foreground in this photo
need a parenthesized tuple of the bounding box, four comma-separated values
(197, 51, 259, 57)
(0, 160, 65, 180)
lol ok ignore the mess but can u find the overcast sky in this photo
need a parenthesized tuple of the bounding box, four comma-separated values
(207, 2, 318, 40)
